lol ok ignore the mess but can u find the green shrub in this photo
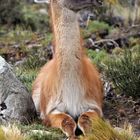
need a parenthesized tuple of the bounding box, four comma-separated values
(0, 26, 35, 46)
(88, 49, 108, 70)
(88, 20, 110, 32)
(0, 1, 50, 31)
(22, 5, 50, 32)
(23, 47, 49, 70)
(102, 48, 140, 98)
(0, 0, 23, 25)
(82, 20, 111, 38)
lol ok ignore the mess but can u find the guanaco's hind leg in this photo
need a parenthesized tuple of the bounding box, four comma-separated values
(78, 110, 100, 135)
(43, 112, 77, 140)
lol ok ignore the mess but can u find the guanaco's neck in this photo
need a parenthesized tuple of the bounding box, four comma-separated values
(50, 1, 82, 65)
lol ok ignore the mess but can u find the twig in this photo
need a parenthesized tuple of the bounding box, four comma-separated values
(93, 39, 119, 48)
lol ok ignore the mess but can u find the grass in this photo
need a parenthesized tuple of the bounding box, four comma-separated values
(87, 45, 140, 98)
(82, 20, 111, 38)
(41, 33, 52, 47)
(0, 25, 52, 68)
(87, 49, 109, 71)
(0, 26, 35, 45)
(0, 2, 139, 139)
(15, 67, 38, 92)
(20, 123, 65, 140)
(102, 47, 140, 98)
(22, 5, 50, 32)
(109, 4, 140, 25)
(0, 125, 25, 140)
(0, 120, 139, 140)
(80, 118, 139, 140)
(0, 123, 65, 140)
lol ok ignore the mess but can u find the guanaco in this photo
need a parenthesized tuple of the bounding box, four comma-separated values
(32, 0, 104, 139)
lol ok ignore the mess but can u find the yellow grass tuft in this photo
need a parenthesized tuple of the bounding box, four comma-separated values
(0, 124, 25, 140)
(0, 127, 6, 140)
(80, 118, 139, 140)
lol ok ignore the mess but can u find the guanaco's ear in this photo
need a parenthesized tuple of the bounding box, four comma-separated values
(34, 0, 50, 4)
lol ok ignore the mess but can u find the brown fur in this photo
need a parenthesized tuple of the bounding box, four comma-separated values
(32, 0, 104, 138)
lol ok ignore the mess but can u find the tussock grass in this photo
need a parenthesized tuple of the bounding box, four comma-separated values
(0, 123, 64, 140)
(112, 5, 140, 25)
(0, 120, 139, 140)
(0, 125, 25, 140)
(80, 118, 139, 140)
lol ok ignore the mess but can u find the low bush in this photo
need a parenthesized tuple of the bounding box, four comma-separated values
(82, 20, 111, 38)
(22, 46, 50, 70)
(88, 49, 108, 70)
(22, 5, 50, 32)
(0, 0, 23, 25)
(88, 46, 140, 98)
(102, 47, 140, 98)
(0, 0, 50, 32)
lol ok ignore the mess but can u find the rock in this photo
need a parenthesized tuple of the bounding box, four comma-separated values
(106, 42, 115, 53)
(45, 44, 53, 60)
(118, 108, 126, 117)
(78, 10, 96, 28)
(39, 9, 48, 15)
(98, 29, 109, 39)
(91, 34, 97, 41)
(0, 56, 36, 124)
(29, 130, 51, 135)
(115, 37, 129, 48)
(100, 15, 124, 27)
(114, 127, 124, 132)
(26, 0, 34, 4)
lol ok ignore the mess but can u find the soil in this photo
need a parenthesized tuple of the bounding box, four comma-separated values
(103, 93, 140, 136)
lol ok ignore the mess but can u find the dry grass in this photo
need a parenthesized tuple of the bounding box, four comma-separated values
(113, 6, 140, 25)
(0, 120, 139, 140)
(80, 118, 139, 140)
(0, 124, 25, 140)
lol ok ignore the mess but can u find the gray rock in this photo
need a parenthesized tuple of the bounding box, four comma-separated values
(0, 56, 36, 124)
